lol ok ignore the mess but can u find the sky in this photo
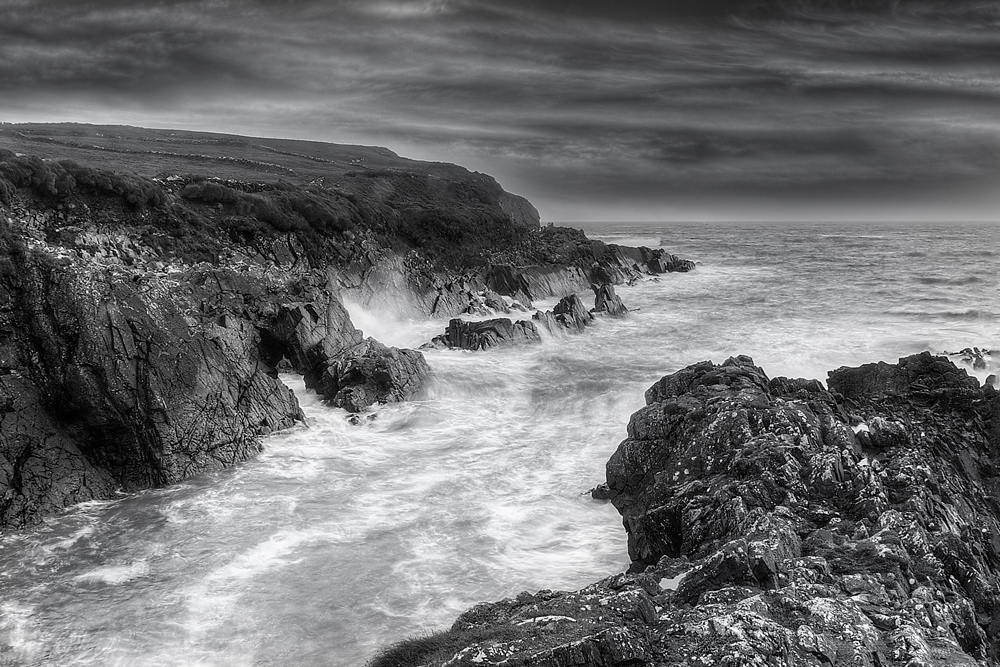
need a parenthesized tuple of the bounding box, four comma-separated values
(1, 0, 999, 222)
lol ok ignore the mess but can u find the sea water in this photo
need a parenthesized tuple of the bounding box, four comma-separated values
(0, 221, 997, 666)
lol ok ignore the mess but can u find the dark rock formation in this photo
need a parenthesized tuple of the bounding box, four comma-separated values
(615, 246, 695, 275)
(946, 347, 995, 373)
(592, 283, 628, 316)
(464, 289, 510, 316)
(262, 297, 427, 409)
(425, 317, 541, 351)
(429, 292, 604, 351)
(388, 353, 1000, 666)
(320, 338, 429, 413)
(0, 238, 303, 529)
(533, 294, 594, 334)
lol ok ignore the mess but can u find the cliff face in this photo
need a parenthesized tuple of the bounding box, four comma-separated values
(377, 353, 1000, 667)
(0, 131, 692, 531)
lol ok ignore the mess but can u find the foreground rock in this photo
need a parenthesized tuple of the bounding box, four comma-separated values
(373, 352, 1000, 666)
(0, 242, 304, 528)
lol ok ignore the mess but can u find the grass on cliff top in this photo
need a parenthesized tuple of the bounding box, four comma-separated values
(0, 149, 548, 270)
(0, 122, 471, 185)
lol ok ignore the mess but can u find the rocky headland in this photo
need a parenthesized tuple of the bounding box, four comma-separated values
(372, 352, 1000, 667)
(0, 124, 692, 531)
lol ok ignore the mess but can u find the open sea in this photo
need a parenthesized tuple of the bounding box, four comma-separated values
(0, 221, 997, 666)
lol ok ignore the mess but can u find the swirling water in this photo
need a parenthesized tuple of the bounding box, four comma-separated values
(0, 221, 997, 666)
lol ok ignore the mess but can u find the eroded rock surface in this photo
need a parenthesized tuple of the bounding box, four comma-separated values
(381, 353, 1000, 666)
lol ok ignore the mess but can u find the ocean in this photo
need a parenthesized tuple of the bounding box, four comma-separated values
(0, 221, 997, 666)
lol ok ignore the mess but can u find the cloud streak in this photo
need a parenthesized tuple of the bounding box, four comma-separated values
(1, 0, 999, 220)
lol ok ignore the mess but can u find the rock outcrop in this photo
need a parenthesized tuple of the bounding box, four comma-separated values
(425, 318, 542, 351)
(592, 283, 628, 316)
(378, 353, 1000, 666)
(533, 294, 594, 334)
(0, 236, 304, 528)
(427, 293, 605, 351)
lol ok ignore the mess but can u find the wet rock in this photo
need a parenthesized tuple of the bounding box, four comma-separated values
(544, 294, 594, 333)
(590, 483, 613, 501)
(464, 288, 510, 315)
(425, 317, 541, 351)
(0, 248, 303, 529)
(320, 338, 429, 413)
(945, 347, 994, 373)
(592, 283, 628, 317)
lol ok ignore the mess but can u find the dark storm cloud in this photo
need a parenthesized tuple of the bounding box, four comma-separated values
(1, 0, 999, 219)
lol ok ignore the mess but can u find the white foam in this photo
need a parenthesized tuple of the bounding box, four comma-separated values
(0, 601, 43, 661)
(341, 297, 442, 349)
(76, 561, 150, 585)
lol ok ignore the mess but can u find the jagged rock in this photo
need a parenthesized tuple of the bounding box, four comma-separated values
(392, 353, 1000, 666)
(425, 317, 541, 351)
(0, 244, 303, 529)
(551, 294, 593, 332)
(530, 294, 594, 336)
(592, 283, 628, 316)
(464, 289, 509, 315)
(590, 483, 613, 501)
(320, 338, 429, 413)
(262, 299, 363, 386)
(946, 347, 995, 372)
(614, 246, 695, 274)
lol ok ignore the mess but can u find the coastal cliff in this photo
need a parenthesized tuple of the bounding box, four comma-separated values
(373, 353, 1000, 666)
(0, 124, 693, 531)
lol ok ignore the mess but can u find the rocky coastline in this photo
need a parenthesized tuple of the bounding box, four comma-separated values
(0, 130, 693, 531)
(372, 352, 1000, 667)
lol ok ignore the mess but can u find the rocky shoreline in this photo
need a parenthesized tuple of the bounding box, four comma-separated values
(0, 136, 693, 531)
(371, 352, 1000, 667)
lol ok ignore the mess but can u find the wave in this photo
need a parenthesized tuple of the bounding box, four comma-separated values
(914, 275, 983, 286)
(890, 307, 993, 320)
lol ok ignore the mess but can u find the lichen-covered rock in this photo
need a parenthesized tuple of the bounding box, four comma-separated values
(387, 353, 1000, 666)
